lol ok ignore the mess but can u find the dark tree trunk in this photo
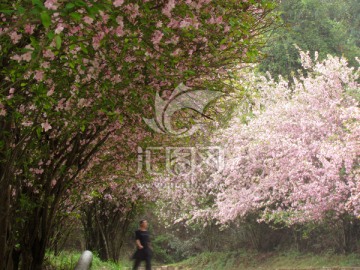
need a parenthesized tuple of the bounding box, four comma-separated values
(13, 203, 53, 270)
(0, 185, 10, 270)
(11, 249, 20, 270)
(343, 218, 360, 253)
(82, 201, 137, 263)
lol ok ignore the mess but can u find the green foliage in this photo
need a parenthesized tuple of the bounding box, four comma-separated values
(45, 251, 131, 270)
(152, 234, 177, 264)
(177, 250, 360, 270)
(151, 233, 197, 264)
(259, 0, 360, 79)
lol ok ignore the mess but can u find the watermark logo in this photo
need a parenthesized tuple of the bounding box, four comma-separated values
(143, 83, 223, 137)
(136, 146, 224, 178)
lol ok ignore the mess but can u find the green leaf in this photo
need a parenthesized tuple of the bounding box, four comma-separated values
(36, 127, 42, 138)
(75, 0, 87, 7)
(185, 70, 196, 76)
(40, 11, 51, 28)
(17, 7, 26, 14)
(70, 12, 82, 21)
(32, 0, 44, 8)
(118, 115, 124, 124)
(80, 43, 88, 54)
(30, 37, 39, 49)
(0, 10, 15, 15)
(88, 6, 100, 16)
(65, 3, 75, 9)
(47, 30, 55, 40)
(55, 35, 61, 49)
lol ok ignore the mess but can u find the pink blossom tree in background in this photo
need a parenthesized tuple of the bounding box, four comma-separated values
(214, 53, 360, 225)
(157, 52, 360, 236)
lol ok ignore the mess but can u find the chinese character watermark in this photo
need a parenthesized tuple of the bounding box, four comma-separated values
(136, 146, 224, 178)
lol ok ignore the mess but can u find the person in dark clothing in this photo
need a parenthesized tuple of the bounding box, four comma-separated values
(132, 220, 152, 270)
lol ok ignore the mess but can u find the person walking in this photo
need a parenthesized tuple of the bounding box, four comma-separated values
(132, 219, 152, 270)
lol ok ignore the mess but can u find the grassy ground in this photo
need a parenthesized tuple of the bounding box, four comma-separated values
(44, 251, 132, 270)
(174, 250, 360, 270)
(45, 250, 360, 269)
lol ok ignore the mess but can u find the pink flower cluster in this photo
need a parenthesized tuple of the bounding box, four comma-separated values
(156, 52, 360, 225)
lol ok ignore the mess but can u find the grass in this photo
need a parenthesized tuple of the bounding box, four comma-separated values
(45, 250, 360, 270)
(173, 250, 360, 270)
(45, 251, 132, 270)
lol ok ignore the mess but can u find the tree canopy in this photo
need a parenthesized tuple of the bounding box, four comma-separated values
(259, 0, 360, 79)
(0, 0, 277, 269)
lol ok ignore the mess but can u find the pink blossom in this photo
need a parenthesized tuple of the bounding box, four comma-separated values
(47, 85, 55, 96)
(113, 0, 124, 7)
(125, 3, 140, 20)
(51, 179, 57, 187)
(11, 45, 33, 62)
(56, 98, 65, 111)
(216, 16, 223, 24)
(0, 103, 6, 116)
(9, 31, 22, 44)
(22, 121, 33, 127)
(165, 35, 179, 45)
(22, 51, 32, 62)
(151, 30, 164, 46)
(115, 25, 124, 37)
(124, 55, 136, 62)
(44, 0, 58, 10)
(43, 49, 55, 60)
(41, 121, 52, 132)
(83, 16, 94, 24)
(116, 16, 123, 25)
(99, 11, 110, 23)
(162, 0, 176, 17)
(167, 18, 180, 28)
(220, 44, 227, 50)
(171, 48, 181, 56)
(33, 168, 44, 175)
(104, 193, 113, 201)
(41, 61, 50, 69)
(24, 24, 35, 34)
(179, 19, 191, 28)
(34, 70, 45, 81)
(54, 24, 64, 34)
(207, 17, 216, 24)
(10, 54, 21, 62)
(92, 32, 105, 50)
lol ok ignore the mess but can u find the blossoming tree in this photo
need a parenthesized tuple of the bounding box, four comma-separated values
(0, 0, 277, 268)
(214, 53, 360, 225)
(157, 53, 360, 237)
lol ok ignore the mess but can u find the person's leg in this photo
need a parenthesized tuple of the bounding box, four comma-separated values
(145, 255, 151, 270)
(132, 257, 141, 270)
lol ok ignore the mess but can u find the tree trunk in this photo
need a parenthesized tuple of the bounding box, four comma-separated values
(343, 218, 360, 253)
(0, 185, 10, 270)
(11, 249, 21, 270)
